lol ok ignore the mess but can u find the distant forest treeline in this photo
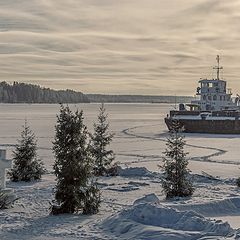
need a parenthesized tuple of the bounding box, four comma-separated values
(0, 82, 89, 103)
(0, 81, 193, 104)
(87, 94, 194, 103)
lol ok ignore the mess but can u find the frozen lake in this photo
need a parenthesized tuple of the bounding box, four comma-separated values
(1, 103, 240, 237)
(0, 103, 239, 178)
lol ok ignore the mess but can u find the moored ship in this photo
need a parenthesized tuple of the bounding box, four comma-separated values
(165, 56, 240, 134)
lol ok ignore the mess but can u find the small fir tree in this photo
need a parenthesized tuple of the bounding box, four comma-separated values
(9, 121, 45, 182)
(52, 105, 100, 215)
(0, 190, 18, 209)
(236, 177, 240, 187)
(162, 121, 194, 198)
(91, 104, 115, 176)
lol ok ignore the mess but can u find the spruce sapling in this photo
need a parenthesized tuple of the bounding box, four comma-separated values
(162, 121, 194, 198)
(52, 105, 100, 215)
(9, 121, 45, 182)
(91, 104, 115, 176)
(236, 177, 240, 187)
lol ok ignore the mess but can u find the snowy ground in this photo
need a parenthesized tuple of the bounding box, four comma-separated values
(0, 103, 240, 239)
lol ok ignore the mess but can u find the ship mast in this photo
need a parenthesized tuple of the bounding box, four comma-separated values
(213, 55, 223, 80)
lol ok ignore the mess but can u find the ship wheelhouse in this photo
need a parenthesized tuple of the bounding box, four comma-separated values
(192, 79, 234, 111)
(190, 56, 237, 111)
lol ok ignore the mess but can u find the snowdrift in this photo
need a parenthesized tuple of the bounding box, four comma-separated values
(102, 194, 237, 240)
(133, 193, 160, 205)
(172, 197, 240, 217)
(118, 167, 156, 177)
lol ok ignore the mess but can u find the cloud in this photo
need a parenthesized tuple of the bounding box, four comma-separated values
(0, 0, 240, 95)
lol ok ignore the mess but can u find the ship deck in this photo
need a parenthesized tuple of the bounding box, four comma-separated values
(169, 110, 240, 118)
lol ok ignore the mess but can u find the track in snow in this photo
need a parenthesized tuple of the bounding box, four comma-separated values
(120, 124, 237, 165)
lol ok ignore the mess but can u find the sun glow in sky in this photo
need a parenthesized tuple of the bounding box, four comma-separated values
(1, 0, 240, 95)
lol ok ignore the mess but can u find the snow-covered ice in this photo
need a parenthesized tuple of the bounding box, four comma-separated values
(0, 103, 240, 239)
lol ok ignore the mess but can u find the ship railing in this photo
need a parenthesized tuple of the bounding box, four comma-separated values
(169, 110, 240, 118)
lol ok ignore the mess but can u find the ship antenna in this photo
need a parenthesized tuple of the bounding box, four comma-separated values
(174, 94, 177, 109)
(213, 55, 223, 80)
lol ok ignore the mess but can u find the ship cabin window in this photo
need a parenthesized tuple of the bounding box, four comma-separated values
(203, 95, 206, 100)
(220, 96, 222, 101)
(202, 83, 208, 88)
(209, 83, 213, 88)
(208, 95, 212, 101)
(213, 82, 218, 87)
(224, 96, 226, 101)
(213, 95, 217, 101)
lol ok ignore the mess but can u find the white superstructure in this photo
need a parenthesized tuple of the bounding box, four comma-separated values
(190, 55, 239, 111)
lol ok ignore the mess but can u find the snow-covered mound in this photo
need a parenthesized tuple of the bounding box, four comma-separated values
(133, 193, 160, 205)
(172, 197, 240, 217)
(102, 199, 237, 240)
(118, 167, 155, 177)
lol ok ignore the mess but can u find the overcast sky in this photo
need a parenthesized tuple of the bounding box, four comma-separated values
(0, 0, 240, 95)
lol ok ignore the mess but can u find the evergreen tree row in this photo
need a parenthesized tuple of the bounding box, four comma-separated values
(0, 81, 89, 103)
(9, 104, 115, 215)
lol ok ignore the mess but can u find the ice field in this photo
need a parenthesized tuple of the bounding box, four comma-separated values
(0, 103, 240, 239)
